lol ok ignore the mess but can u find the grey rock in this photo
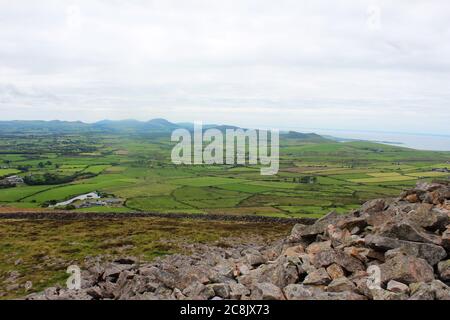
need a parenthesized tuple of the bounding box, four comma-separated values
(326, 277, 356, 292)
(251, 282, 285, 300)
(379, 255, 434, 285)
(303, 268, 331, 285)
(437, 260, 450, 281)
(387, 280, 409, 294)
(283, 284, 314, 300)
(207, 283, 230, 299)
(365, 234, 446, 265)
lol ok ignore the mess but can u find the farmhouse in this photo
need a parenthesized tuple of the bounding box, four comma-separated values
(0, 175, 24, 186)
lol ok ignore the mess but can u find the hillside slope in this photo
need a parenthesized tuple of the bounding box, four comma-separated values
(28, 181, 450, 300)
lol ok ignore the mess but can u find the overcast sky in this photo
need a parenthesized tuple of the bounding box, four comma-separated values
(0, 0, 449, 135)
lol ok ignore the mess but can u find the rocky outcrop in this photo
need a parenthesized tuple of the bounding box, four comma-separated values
(27, 181, 450, 300)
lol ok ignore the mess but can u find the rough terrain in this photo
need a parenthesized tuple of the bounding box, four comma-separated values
(27, 181, 450, 300)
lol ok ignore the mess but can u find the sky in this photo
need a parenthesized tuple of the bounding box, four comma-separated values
(0, 0, 449, 135)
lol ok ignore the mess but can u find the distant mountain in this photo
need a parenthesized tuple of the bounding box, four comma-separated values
(0, 120, 91, 134)
(281, 131, 329, 142)
(0, 119, 330, 141)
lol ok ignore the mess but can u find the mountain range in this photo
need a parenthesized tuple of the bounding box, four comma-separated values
(0, 119, 329, 142)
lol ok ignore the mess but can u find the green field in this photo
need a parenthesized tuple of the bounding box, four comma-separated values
(0, 125, 449, 218)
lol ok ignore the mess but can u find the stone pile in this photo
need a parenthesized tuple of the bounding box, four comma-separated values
(28, 181, 450, 300)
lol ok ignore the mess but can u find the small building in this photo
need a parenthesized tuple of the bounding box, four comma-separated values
(0, 175, 24, 186)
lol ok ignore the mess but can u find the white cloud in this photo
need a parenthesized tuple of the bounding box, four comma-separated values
(0, 0, 449, 134)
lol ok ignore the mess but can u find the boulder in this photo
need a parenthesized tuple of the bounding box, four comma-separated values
(406, 204, 448, 231)
(244, 249, 266, 267)
(283, 284, 314, 300)
(229, 282, 250, 299)
(303, 268, 331, 285)
(437, 260, 450, 281)
(282, 245, 305, 258)
(371, 288, 408, 300)
(326, 277, 356, 292)
(250, 282, 285, 300)
(409, 282, 435, 300)
(326, 263, 345, 280)
(313, 248, 365, 273)
(311, 291, 366, 300)
(386, 280, 409, 294)
(365, 234, 446, 265)
(442, 227, 450, 251)
(379, 255, 434, 285)
(336, 216, 368, 231)
(206, 283, 230, 299)
(296, 211, 342, 238)
(377, 220, 442, 245)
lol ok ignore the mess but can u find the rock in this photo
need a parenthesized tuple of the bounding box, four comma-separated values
(371, 288, 408, 300)
(336, 216, 368, 231)
(326, 263, 345, 280)
(102, 264, 128, 281)
(437, 260, 450, 281)
(288, 224, 307, 242)
(387, 280, 409, 294)
(251, 282, 285, 300)
(408, 280, 450, 300)
(213, 262, 235, 278)
(343, 246, 370, 262)
(247, 257, 299, 288)
(312, 249, 336, 268)
(229, 282, 250, 299)
(235, 263, 251, 276)
(297, 254, 316, 273)
(326, 225, 352, 247)
(378, 220, 442, 245)
(297, 211, 342, 238)
(364, 208, 396, 228)
(207, 283, 230, 299)
(409, 282, 435, 300)
(283, 284, 313, 300)
(86, 286, 103, 299)
(244, 249, 266, 267)
(365, 234, 446, 265)
(313, 249, 365, 272)
(171, 288, 187, 300)
(406, 194, 419, 203)
(182, 266, 211, 288)
(114, 257, 137, 265)
(282, 245, 305, 257)
(379, 255, 434, 285)
(306, 241, 331, 255)
(182, 281, 214, 300)
(430, 280, 450, 300)
(312, 291, 367, 300)
(303, 268, 331, 285)
(360, 199, 387, 214)
(442, 227, 450, 251)
(326, 277, 356, 292)
(153, 268, 178, 289)
(406, 204, 448, 231)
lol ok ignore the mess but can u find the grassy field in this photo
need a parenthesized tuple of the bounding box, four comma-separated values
(0, 123, 449, 299)
(0, 131, 449, 218)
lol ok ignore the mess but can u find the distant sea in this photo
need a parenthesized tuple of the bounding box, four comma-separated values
(292, 128, 450, 151)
